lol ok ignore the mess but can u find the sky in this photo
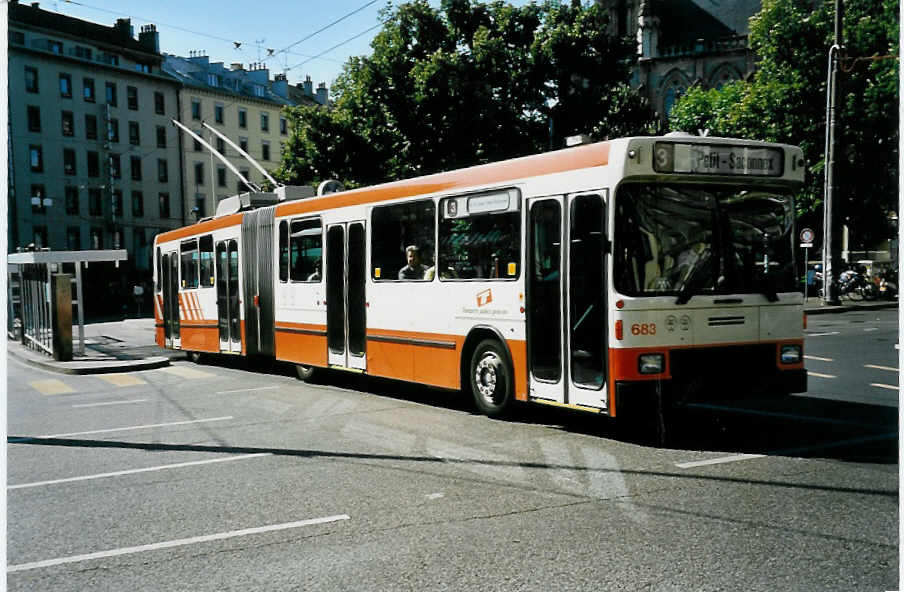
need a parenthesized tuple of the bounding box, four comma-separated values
(43, 0, 389, 92)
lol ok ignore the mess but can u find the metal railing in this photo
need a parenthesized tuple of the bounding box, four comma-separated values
(18, 263, 54, 355)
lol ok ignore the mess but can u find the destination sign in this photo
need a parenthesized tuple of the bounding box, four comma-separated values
(654, 142, 784, 177)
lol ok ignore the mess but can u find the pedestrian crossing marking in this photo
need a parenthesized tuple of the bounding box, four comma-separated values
(158, 366, 216, 379)
(97, 374, 146, 387)
(29, 379, 76, 396)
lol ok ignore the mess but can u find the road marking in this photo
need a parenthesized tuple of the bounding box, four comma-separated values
(425, 492, 445, 500)
(216, 386, 280, 395)
(804, 355, 834, 362)
(806, 332, 840, 337)
(7, 514, 350, 573)
(808, 371, 837, 378)
(864, 364, 898, 372)
(676, 454, 765, 469)
(29, 379, 75, 396)
(72, 399, 148, 409)
(8, 453, 270, 490)
(864, 327, 879, 332)
(870, 383, 898, 391)
(159, 366, 216, 379)
(10, 416, 234, 440)
(97, 374, 146, 387)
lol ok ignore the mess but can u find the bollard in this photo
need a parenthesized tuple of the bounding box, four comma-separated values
(52, 274, 73, 362)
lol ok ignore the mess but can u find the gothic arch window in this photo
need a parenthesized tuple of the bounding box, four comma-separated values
(660, 70, 691, 117)
(710, 64, 742, 90)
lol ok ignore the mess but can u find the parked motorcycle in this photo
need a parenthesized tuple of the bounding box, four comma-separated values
(876, 268, 898, 300)
(837, 266, 878, 301)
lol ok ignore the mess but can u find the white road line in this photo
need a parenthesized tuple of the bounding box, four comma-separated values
(864, 327, 879, 332)
(8, 453, 270, 490)
(864, 364, 899, 372)
(7, 514, 350, 573)
(806, 332, 840, 337)
(11, 417, 234, 440)
(808, 371, 837, 378)
(215, 386, 280, 395)
(870, 383, 898, 391)
(72, 399, 148, 409)
(804, 355, 834, 362)
(676, 454, 765, 469)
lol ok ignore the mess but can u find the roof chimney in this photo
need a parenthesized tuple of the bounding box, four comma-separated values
(316, 82, 329, 106)
(230, 62, 243, 71)
(138, 24, 160, 53)
(303, 75, 313, 97)
(272, 73, 288, 99)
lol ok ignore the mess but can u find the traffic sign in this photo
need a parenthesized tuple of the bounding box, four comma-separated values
(799, 227, 815, 243)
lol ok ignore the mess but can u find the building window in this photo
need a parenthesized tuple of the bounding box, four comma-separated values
(132, 191, 144, 217)
(112, 190, 123, 216)
(25, 66, 38, 93)
(90, 227, 103, 249)
(191, 98, 201, 120)
(136, 63, 151, 74)
(238, 108, 247, 128)
(33, 225, 48, 248)
(194, 194, 206, 219)
(193, 133, 202, 152)
(87, 151, 100, 177)
(83, 77, 95, 102)
(159, 192, 171, 218)
(110, 154, 121, 179)
(215, 137, 225, 155)
(29, 145, 43, 172)
(67, 226, 81, 250)
(105, 82, 117, 106)
(89, 188, 102, 215)
(108, 119, 119, 143)
(10, 31, 25, 45)
(59, 73, 72, 98)
(261, 141, 270, 161)
(85, 114, 98, 140)
(194, 162, 204, 185)
(214, 103, 224, 123)
(239, 137, 248, 152)
(280, 117, 288, 135)
(260, 112, 269, 132)
(158, 159, 168, 182)
(253, 84, 264, 97)
(154, 91, 165, 115)
(63, 148, 76, 175)
(31, 184, 46, 214)
(217, 166, 227, 187)
(130, 155, 142, 181)
(156, 125, 166, 148)
(208, 73, 218, 87)
(128, 121, 140, 145)
(65, 186, 79, 215)
(127, 86, 138, 110)
(49, 40, 63, 54)
(62, 110, 74, 136)
(75, 46, 92, 60)
(238, 170, 250, 193)
(27, 105, 41, 132)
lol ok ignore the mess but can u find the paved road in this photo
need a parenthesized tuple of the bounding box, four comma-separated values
(6, 310, 898, 591)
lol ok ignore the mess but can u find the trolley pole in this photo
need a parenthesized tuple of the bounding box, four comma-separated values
(821, 0, 843, 305)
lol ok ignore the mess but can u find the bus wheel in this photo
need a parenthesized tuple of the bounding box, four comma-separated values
(187, 351, 203, 364)
(469, 339, 513, 418)
(295, 364, 316, 381)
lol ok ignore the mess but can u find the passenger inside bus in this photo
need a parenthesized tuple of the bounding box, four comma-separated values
(398, 245, 428, 280)
(307, 258, 322, 282)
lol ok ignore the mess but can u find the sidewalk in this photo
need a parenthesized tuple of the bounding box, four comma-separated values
(7, 317, 181, 375)
(803, 298, 898, 315)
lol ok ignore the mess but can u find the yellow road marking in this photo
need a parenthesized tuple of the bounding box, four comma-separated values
(97, 374, 146, 387)
(29, 379, 76, 396)
(159, 366, 215, 379)
(864, 364, 898, 372)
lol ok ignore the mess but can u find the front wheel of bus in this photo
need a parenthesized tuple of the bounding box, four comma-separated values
(470, 339, 513, 418)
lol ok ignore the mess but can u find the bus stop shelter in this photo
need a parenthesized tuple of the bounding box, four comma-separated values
(8, 249, 127, 357)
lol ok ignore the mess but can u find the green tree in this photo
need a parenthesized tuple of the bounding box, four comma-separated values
(669, 0, 898, 247)
(276, 0, 657, 188)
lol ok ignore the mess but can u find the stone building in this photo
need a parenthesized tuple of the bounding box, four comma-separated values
(601, 0, 761, 120)
(8, 0, 184, 267)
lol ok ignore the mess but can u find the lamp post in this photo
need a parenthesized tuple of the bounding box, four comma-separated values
(821, 0, 843, 305)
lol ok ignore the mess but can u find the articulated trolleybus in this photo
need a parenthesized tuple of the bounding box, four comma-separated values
(154, 133, 807, 427)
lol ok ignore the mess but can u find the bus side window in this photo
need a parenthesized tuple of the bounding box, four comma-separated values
(199, 235, 214, 287)
(289, 218, 322, 282)
(371, 199, 436, 281)
(179, 239, 199, 289)
(278, 221, 289, 282)
(155, 247, 162, 292)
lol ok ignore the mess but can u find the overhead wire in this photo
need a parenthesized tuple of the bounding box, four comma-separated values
(265, 0, 380, 63)
(286, 23, 383, 71)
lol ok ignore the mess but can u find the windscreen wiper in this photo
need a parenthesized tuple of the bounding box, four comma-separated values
(675, 251, 712, 305)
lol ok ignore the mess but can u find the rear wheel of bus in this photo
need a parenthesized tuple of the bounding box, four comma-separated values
(295, 364, 316, 381)
(469, 339, 514, 418)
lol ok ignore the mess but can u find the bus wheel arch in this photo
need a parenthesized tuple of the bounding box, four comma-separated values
(462, 328, 515, 418)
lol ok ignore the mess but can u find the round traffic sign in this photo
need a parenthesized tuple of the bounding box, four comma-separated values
(800, 227, 815, 243)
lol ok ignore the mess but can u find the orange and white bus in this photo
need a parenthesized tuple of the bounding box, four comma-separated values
(153, 133, 807, 425)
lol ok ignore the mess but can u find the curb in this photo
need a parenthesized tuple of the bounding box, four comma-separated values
(8, 344, 170, 375)
(804, 301, 898, 315)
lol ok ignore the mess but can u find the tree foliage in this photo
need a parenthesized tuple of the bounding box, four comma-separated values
(668, 0, 899, 246)
(275, 0, 657, 188)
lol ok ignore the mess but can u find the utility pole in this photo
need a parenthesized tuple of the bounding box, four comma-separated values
(821, 0, 843, 305)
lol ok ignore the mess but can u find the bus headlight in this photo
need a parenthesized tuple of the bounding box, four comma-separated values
(638, 353, 665, 374)
(780, 345, 802, 364)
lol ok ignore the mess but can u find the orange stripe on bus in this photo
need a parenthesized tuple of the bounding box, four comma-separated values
(156, 213, 243, 244)
(180, 325, 219, 353)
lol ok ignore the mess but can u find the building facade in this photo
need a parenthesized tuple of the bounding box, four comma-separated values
(8, 0, 184, 269)
(602, 0, 761, 120)
(162, 54, 306, 222)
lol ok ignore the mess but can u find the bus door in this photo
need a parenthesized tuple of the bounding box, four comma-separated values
(216, 239, 242, 353)
(325, 221, 367, 371)
(161, 252, 180, 348)
(527, 193, 608, 410)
